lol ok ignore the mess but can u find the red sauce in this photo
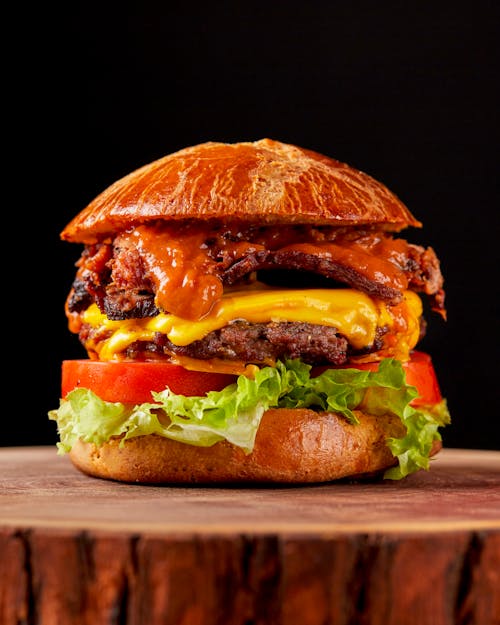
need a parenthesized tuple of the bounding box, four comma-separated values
(101, 223, 416, 321)
(130, 224, 224, 319)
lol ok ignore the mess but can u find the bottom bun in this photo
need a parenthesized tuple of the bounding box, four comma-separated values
(69, 408, 442, 484)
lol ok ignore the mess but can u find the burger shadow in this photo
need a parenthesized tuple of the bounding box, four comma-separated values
(119, 471, 388, 491)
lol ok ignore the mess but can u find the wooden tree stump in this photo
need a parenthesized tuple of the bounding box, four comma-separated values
(1, 446, 499, 625)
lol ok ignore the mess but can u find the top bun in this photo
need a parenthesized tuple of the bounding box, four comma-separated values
(61, 139, 421, 243)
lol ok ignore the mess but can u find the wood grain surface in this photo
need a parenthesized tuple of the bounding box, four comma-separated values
(1, 446, 499, 625)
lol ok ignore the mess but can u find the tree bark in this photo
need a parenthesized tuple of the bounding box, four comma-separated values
(1, 447, 499, 625)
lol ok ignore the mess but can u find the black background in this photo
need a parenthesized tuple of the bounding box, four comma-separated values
(10, 2, 499, 450)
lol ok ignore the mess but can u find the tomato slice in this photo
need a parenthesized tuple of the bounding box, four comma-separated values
(61, 360, 237, 404)
(62, 351, 442, 407)
(312, 350, 442, 406)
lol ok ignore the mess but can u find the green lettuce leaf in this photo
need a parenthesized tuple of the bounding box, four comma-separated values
(384, 399, 450, 479)
(48, 358, 450, 479)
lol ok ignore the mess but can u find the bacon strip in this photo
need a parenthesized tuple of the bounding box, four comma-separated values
(223, 248, 404, 303)
(66, 224, 446, 321)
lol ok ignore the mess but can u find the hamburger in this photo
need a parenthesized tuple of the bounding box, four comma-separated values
(49, 138, 450, 483)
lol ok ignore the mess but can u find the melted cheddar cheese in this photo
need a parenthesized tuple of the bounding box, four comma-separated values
(81, 288, 423, 364)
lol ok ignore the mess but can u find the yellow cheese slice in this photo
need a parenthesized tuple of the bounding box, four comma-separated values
(82, 288, 422, 361)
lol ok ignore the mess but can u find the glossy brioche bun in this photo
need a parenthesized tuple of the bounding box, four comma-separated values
(68, 408, 440, 484)
(61, 139, 421, 244)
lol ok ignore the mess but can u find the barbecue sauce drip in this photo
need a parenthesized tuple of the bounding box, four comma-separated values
(129, 224, 224, 319)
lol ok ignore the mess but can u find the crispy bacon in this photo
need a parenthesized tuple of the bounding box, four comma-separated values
(222, 248, 404, 303)
(66, 223, 446, 320)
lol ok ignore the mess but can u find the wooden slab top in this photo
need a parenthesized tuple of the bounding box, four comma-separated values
(1, 446, 499, 535)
